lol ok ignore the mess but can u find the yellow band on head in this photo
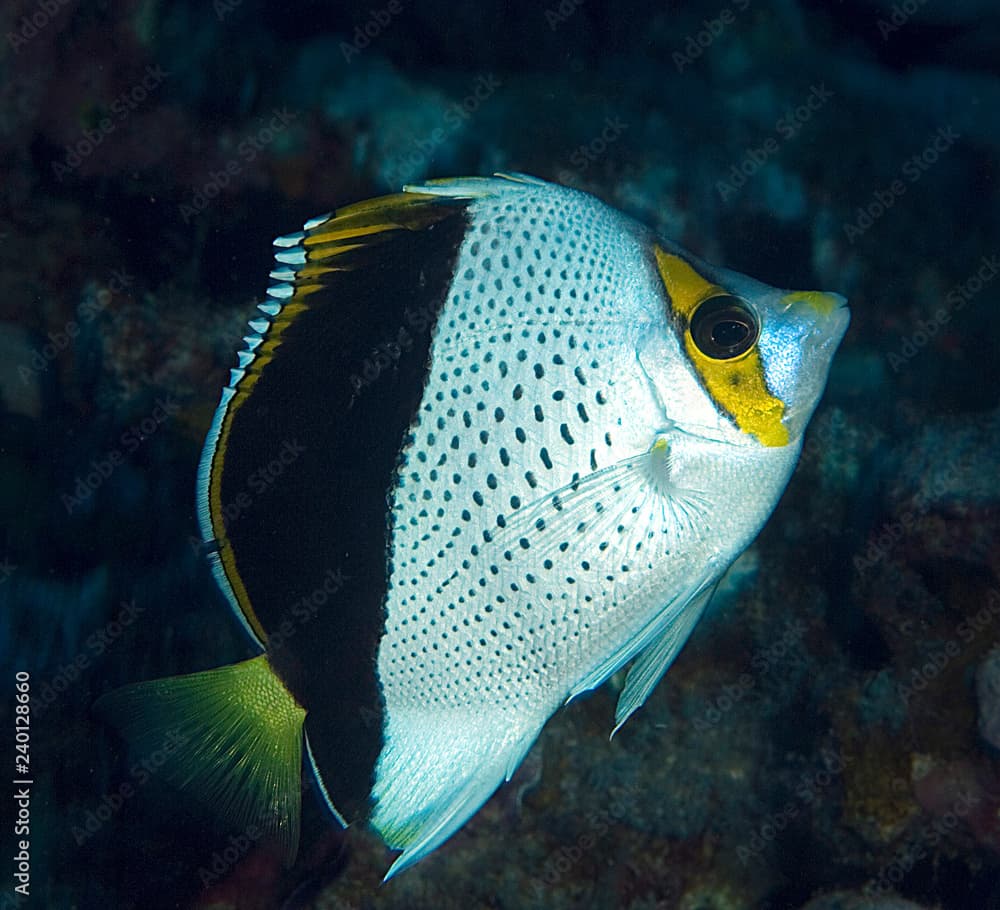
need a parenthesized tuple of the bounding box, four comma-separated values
(654, 247, 789, 448)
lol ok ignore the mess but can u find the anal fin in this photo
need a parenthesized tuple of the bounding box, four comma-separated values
(371, 708, 543, 880)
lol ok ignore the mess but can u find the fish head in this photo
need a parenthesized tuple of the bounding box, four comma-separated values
(650, 242, 850, 450)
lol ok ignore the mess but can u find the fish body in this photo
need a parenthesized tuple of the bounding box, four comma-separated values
(99, 174, 849, 879)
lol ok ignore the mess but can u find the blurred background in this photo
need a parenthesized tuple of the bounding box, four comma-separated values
(1, 0, 999, 907)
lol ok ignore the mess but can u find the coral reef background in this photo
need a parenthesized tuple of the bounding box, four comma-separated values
(1, 0, 998, 907)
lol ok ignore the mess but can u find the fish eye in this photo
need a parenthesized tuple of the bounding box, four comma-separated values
(690, 294, 758, 360)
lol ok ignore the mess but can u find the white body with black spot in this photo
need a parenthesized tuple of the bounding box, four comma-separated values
(368, 175, 849, 875)
(98, 174, 847, 880)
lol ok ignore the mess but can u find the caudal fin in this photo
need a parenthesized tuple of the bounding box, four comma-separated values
(95, 655, 306, 864)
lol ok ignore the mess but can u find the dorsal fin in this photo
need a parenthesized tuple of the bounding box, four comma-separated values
(194, 184, 473, 822)
(196, 189, 468, 648)
(401, 172, 547, 199)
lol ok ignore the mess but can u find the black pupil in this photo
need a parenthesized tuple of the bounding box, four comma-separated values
(712, 319, 749, 348)
(690, 295, 758, 359)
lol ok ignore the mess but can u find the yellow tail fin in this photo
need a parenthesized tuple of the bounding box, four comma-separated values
(95, 655, 306, 864)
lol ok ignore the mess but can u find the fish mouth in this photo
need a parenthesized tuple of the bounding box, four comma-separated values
(814, 297, 850, 353)
(779, 293, 850, 441)
(780, 291, 850, 354)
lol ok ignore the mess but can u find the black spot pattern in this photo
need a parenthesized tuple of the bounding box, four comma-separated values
(378, 181, 684, 717)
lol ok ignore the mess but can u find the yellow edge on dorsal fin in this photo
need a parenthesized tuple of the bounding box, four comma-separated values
(303, 191, 448, 243)
(200, 189, 469, 647)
